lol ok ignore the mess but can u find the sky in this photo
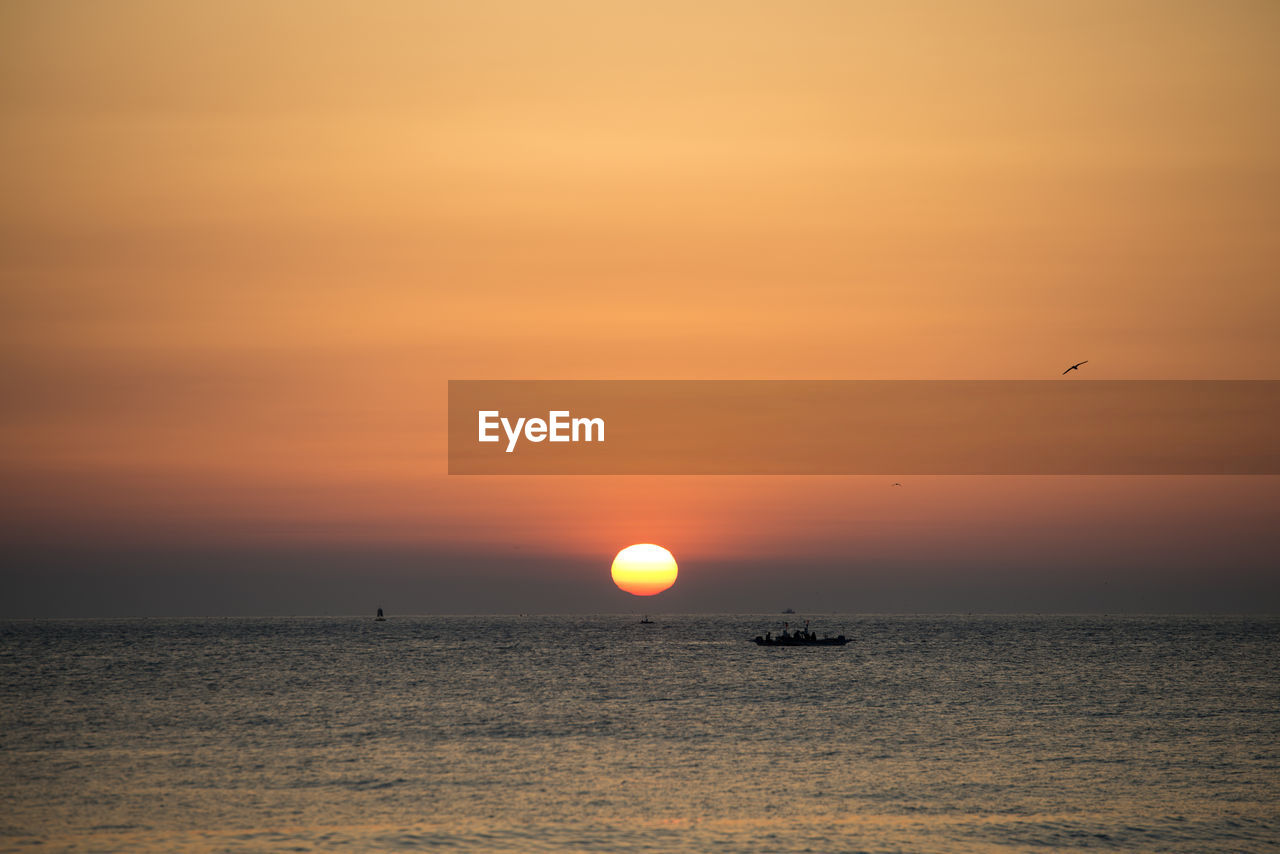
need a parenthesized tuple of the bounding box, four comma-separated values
(2, 1, 1278, 616)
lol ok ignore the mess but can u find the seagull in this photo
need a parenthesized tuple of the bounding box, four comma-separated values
(1062, 360, 1088, 375)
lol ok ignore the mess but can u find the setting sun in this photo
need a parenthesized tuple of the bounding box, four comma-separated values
(610, 544, 678, 596)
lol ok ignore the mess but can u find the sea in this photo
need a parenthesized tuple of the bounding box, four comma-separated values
(1, 615, 1277, 853)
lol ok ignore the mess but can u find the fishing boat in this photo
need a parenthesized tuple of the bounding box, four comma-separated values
(752, 620, 847, 646)
(375, 608, 386, 621)
(753, 633, 848, 646)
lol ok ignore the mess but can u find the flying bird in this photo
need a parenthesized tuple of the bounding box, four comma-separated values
(892, 482, 902, 487)
(1062, 360, 1088, 375)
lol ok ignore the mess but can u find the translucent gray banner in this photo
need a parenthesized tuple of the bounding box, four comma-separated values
(448, 381, 1280, 474)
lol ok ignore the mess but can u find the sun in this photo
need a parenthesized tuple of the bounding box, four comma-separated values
(611, 544, 678, 596)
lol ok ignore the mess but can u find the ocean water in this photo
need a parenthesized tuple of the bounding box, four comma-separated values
(1, 615, 1277, 853)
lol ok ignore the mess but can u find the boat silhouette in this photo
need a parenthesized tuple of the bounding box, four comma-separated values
(753, 621, 847, 646)
(753, 633, 848, 646)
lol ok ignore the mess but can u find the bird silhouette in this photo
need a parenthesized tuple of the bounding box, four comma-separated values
(1062, 360, 1088, 375)
(892, 482, 902, 487)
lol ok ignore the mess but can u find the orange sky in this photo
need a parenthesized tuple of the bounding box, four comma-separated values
(2, 1, 1278, 613)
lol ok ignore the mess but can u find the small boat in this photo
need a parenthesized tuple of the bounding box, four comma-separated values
(753, 620, 847, 646)
(753, 633, 848, 646)
(639, 616, 654, 624)
(375, 608, 386, 621)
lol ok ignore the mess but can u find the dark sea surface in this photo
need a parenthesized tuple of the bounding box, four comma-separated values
(1, 615, 1277, 853)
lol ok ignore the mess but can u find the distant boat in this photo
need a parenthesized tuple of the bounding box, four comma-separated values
(375, 608, 386, 621)
(639, 616, 654, 624)
(782, 608, 796, 614)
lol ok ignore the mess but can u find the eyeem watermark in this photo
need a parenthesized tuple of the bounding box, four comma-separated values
(478, 410, 605, 453)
